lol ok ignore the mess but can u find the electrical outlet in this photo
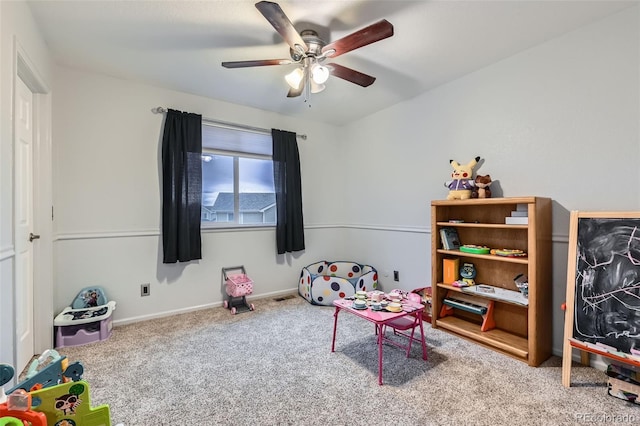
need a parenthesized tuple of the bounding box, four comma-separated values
(141, 283, 150, 297)
(393, 270, 399, 282)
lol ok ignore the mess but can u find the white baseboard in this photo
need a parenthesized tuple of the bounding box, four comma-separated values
(113, 288, 298, 327)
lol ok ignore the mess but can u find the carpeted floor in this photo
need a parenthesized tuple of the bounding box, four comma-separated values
(58, 295, 638, 425)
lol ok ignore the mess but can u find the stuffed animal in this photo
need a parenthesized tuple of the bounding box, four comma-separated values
(471, 174, 492, 198)
(445, 156, 480, 200)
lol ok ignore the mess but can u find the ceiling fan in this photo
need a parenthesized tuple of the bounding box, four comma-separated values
(221, 1, 394, 102)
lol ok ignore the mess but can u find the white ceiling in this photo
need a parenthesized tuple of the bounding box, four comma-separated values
(27, 0, 636, 126)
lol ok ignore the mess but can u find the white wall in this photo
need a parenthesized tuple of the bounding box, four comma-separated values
(0, 1, 53, 367)
(342, 6, 640, 355)
(12, 2, 639, 368)
(52, 67, 349, 322)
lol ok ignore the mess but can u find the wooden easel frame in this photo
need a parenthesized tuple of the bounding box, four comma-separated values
(562, 210, 640, 387)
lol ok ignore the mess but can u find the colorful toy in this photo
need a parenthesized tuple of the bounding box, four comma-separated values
(299, 261, 379, 306)
(6, 389, 30, 411)
(54, 286, 116, 348)
(459, 244, 490, 254)
(8, 349, 83, 394)
(451, 262, 476, 288)
(0, 392, 47, 426)
(0, 364, 14, 404)
(460, 262, 476, 286)
(445, 156, 480, 200)
(222, 266, 255, 315)
(471, 174, 492, 198)
(0, 380, 47, 426)
(30, 380, 111, 426)
(440, 290, 496, 332)
(491, 248, 527, 257)
(0, 417, 24, 426)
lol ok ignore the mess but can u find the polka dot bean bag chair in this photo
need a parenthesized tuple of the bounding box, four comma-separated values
(299, 261, 379, 306)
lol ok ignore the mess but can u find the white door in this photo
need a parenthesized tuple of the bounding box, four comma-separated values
(15, 76, 35, 370)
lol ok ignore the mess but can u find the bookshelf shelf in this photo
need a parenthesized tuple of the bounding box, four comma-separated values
(436, 283, 530, 308)
(431, 197, 552, 366)
(436, 221, 528, 230)
(436, 249, 529, 264)
(436, 316, 529, 359)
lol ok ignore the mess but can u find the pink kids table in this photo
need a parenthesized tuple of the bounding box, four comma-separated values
(331, 298, 428, 385)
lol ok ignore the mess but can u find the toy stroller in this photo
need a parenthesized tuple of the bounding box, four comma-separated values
(222, 266, 255, 315)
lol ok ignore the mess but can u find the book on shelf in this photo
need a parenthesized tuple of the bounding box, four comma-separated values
(506, 205, 529, 224)
(439, 227, 461, 250)
(505, 216, 529, 225)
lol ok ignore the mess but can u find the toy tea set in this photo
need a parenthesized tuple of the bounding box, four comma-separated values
(348, 290, 419, 313)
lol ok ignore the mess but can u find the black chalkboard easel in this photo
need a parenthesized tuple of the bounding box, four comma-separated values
(562, 211, 640, 387)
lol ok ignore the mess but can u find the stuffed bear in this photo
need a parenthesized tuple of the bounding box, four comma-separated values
(471, 174, 492, 199)
(445, 156, 480, 200)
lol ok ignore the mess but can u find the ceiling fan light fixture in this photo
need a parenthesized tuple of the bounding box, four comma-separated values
(311, 63, 329, 84)
(222, 2, 394, 103)
(285, 67, 304, 89)
(310, 80, 326, 94)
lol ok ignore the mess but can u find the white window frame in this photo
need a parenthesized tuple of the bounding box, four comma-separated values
(201, 124, 276, 230)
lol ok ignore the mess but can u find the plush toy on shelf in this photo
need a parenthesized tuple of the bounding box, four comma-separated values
(445, 156, 480, 200)
(471, 174, 492, 198)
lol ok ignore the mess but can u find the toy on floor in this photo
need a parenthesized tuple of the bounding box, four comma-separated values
(54, 286, 116, 348)
(445, 156, 480, 200)
(8, 349, 83, 394)
(0, 388, 47, 426)
(0, 417, 24, 426)
(30, 380, 111, 426)
(0, 364, 14, 404)
(299, 261, 379, 306)
(0, 365, 48, 425)
(222, 266, 255, 315)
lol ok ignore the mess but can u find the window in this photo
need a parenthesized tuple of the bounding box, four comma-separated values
(201, 124, 276, 227)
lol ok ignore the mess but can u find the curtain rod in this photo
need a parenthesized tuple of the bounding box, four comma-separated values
(152, 107, 307, 140)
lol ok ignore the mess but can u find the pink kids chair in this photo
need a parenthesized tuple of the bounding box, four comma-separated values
(380, 292, 428, 360)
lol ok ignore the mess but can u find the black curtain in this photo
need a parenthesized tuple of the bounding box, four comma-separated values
(272, 129, 305, 254)
(161, 109, 202, 263)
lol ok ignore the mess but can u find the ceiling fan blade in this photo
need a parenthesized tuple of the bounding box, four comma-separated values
(255, 1, 308, 53)
(327, 63, 376, 87)
(322, 19, 394, 58)
(222, 59, 293, 68)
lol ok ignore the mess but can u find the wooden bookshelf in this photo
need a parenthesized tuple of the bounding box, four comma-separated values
(431, 197, 552, 366)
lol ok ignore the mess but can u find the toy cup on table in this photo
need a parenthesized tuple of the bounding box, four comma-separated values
(387, 302, 402, 312)
(370, 291, 383, 302)
(353, 299, 367, 309)
(388, 293, 402, 303)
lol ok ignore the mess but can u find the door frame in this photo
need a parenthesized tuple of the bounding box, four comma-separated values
(13, 37, 53, 365)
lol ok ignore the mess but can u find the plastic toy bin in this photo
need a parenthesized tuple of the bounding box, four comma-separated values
(225, 274, 253, 298)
